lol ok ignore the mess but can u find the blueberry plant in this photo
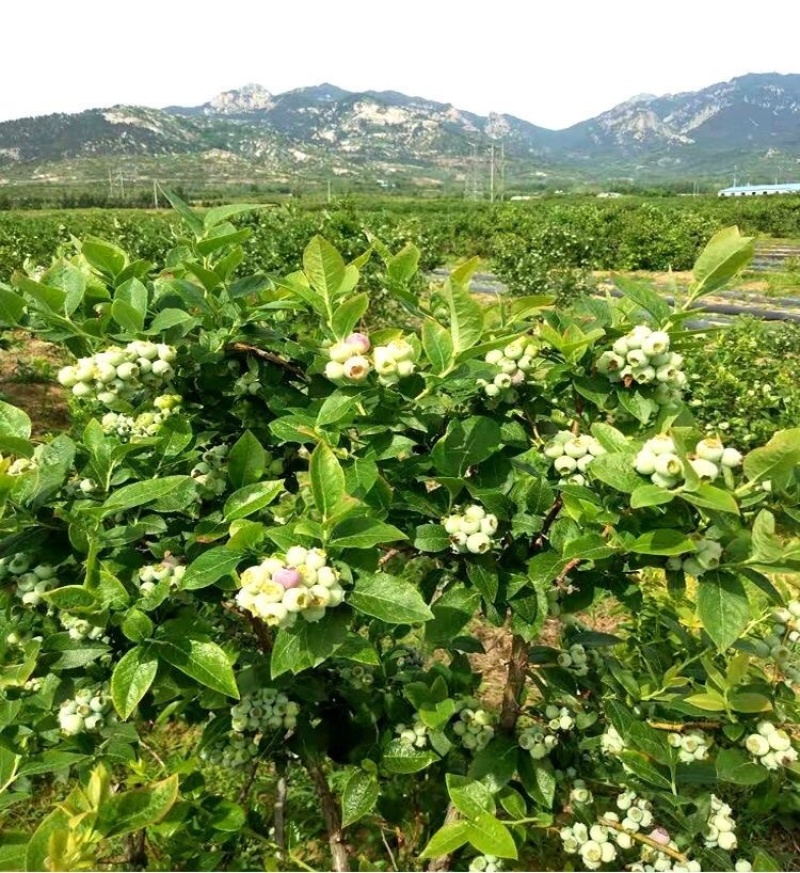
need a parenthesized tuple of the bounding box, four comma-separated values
(1, 203, 800, 872)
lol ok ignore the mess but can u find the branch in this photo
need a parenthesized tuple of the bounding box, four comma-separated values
(599, 818, 688, 864)
(303, 756, 350, 872)
(648, 720, 722, 732)
(531, 495, 563, 552)
(124, 831, 147, 871)
(499, 633, 529, 734)
(222, 600, 274, 653)
(227, 342, 307, 380)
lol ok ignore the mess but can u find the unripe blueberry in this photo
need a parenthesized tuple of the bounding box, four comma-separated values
(504, 341, 525, 360)
(696, 437, 725, 462)
(480, 515, 498, 535)
(642, 331, 670, 357)
(721, 447, 743, 468)
(345, 332, 370, 354)
(499, 358, 517, 375)
(57, 367, 79, 387)
(305, 550, 327, 571)
(612, 338, 630, 357)
(116, 362, 138, 380)
(717, 832, 737, 851)
(329, 342, 353, 363)
(651, 471, 678, 489)
(626, 349, 649, 368)
(597, 351, 625, 374)
(387, 339, 414, 362)
(60, 713, 84, 734)
(634, 449, 657, 476)
(151, 359, 172, 377)
(484, 384, 500, 398)
(633, 366, 656, 384)
(554, 455, 578, 475)
(690, 458, 719, 481)
(654, 453, 683, 478)
(485, 349, 503, 365)
(274, 567, 302, 589)
(466, 533, 492, 554)
(397, 359, 415, 378)
(544, 443, 564, 459)
(73, 382, 92, 397)
(344, 356, 370, 381)
(444, 516, 463, 534)
(563, 439, 587, 459)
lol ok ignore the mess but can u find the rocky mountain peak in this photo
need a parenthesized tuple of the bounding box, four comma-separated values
(208, 83, 274, 114)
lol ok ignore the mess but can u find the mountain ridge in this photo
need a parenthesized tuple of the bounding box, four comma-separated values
(2, 73, 800, 190)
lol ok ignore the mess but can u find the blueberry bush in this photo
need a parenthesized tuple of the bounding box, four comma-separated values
(1, 203, 800, 871)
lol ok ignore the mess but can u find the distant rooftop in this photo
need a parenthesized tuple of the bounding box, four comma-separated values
(718, 182, 800, 196)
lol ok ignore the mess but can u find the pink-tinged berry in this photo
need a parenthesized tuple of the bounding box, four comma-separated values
(273, 567, 302, 589)
(649, 827, 671, 846)
(345, 332, 370, 354)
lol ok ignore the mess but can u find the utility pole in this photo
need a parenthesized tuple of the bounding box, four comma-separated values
(489, 143, 495, 203)
(464, 144, 483, 201)
(153, 180, 159, 209)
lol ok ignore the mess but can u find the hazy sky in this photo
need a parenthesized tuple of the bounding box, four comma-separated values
(3, 0, 799, 129)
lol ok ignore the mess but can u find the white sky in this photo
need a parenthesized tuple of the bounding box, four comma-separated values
(3, 0, 799, 130)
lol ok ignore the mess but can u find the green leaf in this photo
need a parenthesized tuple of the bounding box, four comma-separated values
(26, 803, 70, 872)
(329, 517, 408, 550)
(753, 850, 783, 872)
(348, 573, 433, 623)
(443, 270, 484, 353)
(81, 237, 127, 279)
(224, 480, 284, 521)
(101, 475, 195, 517)
(270, 610, 349, 678)
(518, 756, 556, 809)
(631, 484, 674, 508)
(121, 609, 154, 643)
(419, 821, 472, 860)
(614, 276, 672, 323)
(468, 736, 520, 793)
(588, 451, 643, 493)
(414, 523, 450, 553)
(716, 748, 768, 785)
(304, 236, 346, 314)
(618, 751, 673, 789)
(98, 774, 179, 837)
(465, 813, 517, 859)
(681, 484, 740, 516)
(341, 770, 379, 827)
(203, 203, 263, 228)
(331, 293, 369, 338)
(42, 586, 97, 611)
(692, 226, 754, 296)
(161, 188, 204, 235)
(743, 427, 800, 490)
(0, 402, 31, 440)
(310, 442, 346, 522)
(111, 645, 158, 719)
(0, 283, 25, 326)
(423, 319, 454, 374)
(426, 585, 480, 644)
(316, 391, 359, 428)
(697, 572, 750, 652)
(0, 832, 27, 872)
(382, 739, 439, 774)
(182, 548, 243, 590)
(155, 637, 239, 698)
(446, 775, 495, 818)
(387, 243, 421, 284)
(590, 422, 630, 454)
(149, 308, 199, 334)
(228, 430, 266, 489)
(729, 692, 772, 713)
(432, 416, 501, 478)
(629, 530, 697, 556)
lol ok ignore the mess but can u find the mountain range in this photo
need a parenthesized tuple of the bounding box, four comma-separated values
(1, 73, 799, 193)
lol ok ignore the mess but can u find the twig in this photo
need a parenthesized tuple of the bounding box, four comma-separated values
(124, 831, 147, 871)
(222, 600, 274, 653)
(381, 828, 399, 872)
(138, 740, 166, 771)
(555, 558, 582, 588)
(379, 548, 401, 567)
(238, 760, 260, 804)
(228, 342, 307, 380)
(274, 760, 288, 865)
(599, 818, 688, 863)
(303, 755, 350, 872)
(648, 720, 722, 731)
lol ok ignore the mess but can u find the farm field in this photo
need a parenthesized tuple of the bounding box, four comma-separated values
(2, 195, 800, 872)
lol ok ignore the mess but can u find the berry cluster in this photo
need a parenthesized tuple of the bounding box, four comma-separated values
(600, 726, 627, 756)
(703, 794, 737, 851)
(630, 851, 702, 873)
(324, 332, 373, 383)
(558, 643, 590, 677)
(60, 615, 108, 642)
(614, 791, 655, 834)
(752, 603, 800, 684)
(559, 821, 618, 870)
(744, 721, 798, 770)
(236, 547, 345, 629)
(667, 729, 711, 764)
(200, 732, 260, 769)
(452, 700, 495, 751)
(58, 686, 112, 735)
(373, 338, 418, 387)
(234, 363, 261, 396)
(191, 445, 230, 499)
(478, 339, 539, 404)
(138, 558, 186, 596)
(57, 342, 176, 407)
(100, 394, 183, 440)
(442, 505, 499, 555)
(230, 688, 300, 733)
(596, 325, 686, 405)
(469, 855, 503, 872)
(396, 718, 429, 749)
(13, 563, 59, 608)
(635, 435, 742, 491)
(569, 779, 593, 806)
(543, 431, 606, 486)
(666, 537, 723, 578)
(339, 664, 375, 689)
(518, 724, 559, 760)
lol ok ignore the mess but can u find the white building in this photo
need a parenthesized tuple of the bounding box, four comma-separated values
(718, 183, 800, 197)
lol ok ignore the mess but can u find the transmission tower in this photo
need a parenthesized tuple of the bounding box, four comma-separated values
(464, 144, 484, 201)
(489, 142, 506, 202)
